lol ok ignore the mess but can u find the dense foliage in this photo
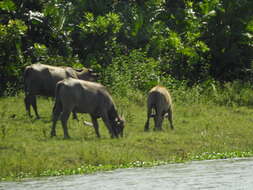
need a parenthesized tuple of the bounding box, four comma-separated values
(0, 0, 253, 95)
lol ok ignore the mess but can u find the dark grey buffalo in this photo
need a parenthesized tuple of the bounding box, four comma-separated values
(24, 63, 97, 118)
(144, 85, 174, 131)
(51, 78, 124, 139)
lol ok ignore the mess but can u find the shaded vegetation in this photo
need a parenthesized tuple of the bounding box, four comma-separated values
(0, 0, 253, 95)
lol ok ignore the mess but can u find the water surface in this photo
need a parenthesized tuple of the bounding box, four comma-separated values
(1, 157, 253, 190)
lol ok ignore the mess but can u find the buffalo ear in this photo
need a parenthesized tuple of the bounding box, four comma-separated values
(120, 115, 125, 124)
(118, 110, 125, 123)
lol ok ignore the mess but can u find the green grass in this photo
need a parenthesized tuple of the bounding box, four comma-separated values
(1, 90, 253, 181)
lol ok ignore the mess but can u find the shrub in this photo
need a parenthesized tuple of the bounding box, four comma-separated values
(102, 49, 160, 96)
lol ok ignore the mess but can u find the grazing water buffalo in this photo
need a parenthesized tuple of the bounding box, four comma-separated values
(144, 85, 174, 131)
(24, 63, 98, 118)
(51, 78, 124, 139)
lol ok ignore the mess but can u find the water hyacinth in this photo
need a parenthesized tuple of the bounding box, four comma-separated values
(3, 150, 253, 181)
(190, 151, 253, 161)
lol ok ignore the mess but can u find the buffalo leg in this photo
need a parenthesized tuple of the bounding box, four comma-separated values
(101, 112, 115, 138)
(24, 94, 32, 117)
(61, 110, 71, 139)
(154, 110, 163, 131)
(167, 108, 174, 130)
(157, 116, 164, 131)
(30, 95, 40, 119)
(144, 107, 152, 131)
(90, 115, 100, 138)
(72, 111, 78, 120)
(154, 114, 158, 131)
(51, 103, 62, 137)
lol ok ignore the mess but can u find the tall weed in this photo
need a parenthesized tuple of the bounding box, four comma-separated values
(212, 81, 253, 107)
(102, 49, 160, 96)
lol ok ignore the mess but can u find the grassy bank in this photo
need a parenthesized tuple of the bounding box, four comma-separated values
(1, 86, 253, 181)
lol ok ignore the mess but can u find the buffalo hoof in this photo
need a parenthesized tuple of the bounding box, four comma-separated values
(144, 124, 149, 132)
(50, 132, 56, 137)
(63, 135, 70, 139)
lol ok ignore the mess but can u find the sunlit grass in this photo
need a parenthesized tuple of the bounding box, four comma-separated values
(1, 90, 253, 181)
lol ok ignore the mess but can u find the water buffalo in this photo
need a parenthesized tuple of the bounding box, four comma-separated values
(144, 85, 174, 131)
(24, 63, 98, 119)
(51, 78, 125, 139)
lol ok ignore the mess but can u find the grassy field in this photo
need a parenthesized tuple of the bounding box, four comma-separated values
(1, 90, 253, 181)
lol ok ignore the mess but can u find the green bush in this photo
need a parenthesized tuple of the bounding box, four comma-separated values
(102, 49, 161, 96)
(212, 81, 253, 107)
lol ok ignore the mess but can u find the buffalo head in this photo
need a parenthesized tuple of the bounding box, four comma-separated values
(75, 68, 99, 82)
(112, 116, 125, 138)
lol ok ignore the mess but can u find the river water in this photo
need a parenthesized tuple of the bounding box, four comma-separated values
(1, 157, 253, 190)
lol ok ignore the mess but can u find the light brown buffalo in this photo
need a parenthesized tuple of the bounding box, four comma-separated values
(24, 63, 98, 118)
(144, 85, 174, 131)
(51, 78, 124, 139)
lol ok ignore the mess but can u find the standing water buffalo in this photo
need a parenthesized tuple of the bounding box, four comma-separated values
(144, 85, 174, 131)
(24, 63, 98, 118)
(51, 78, 124, 139)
